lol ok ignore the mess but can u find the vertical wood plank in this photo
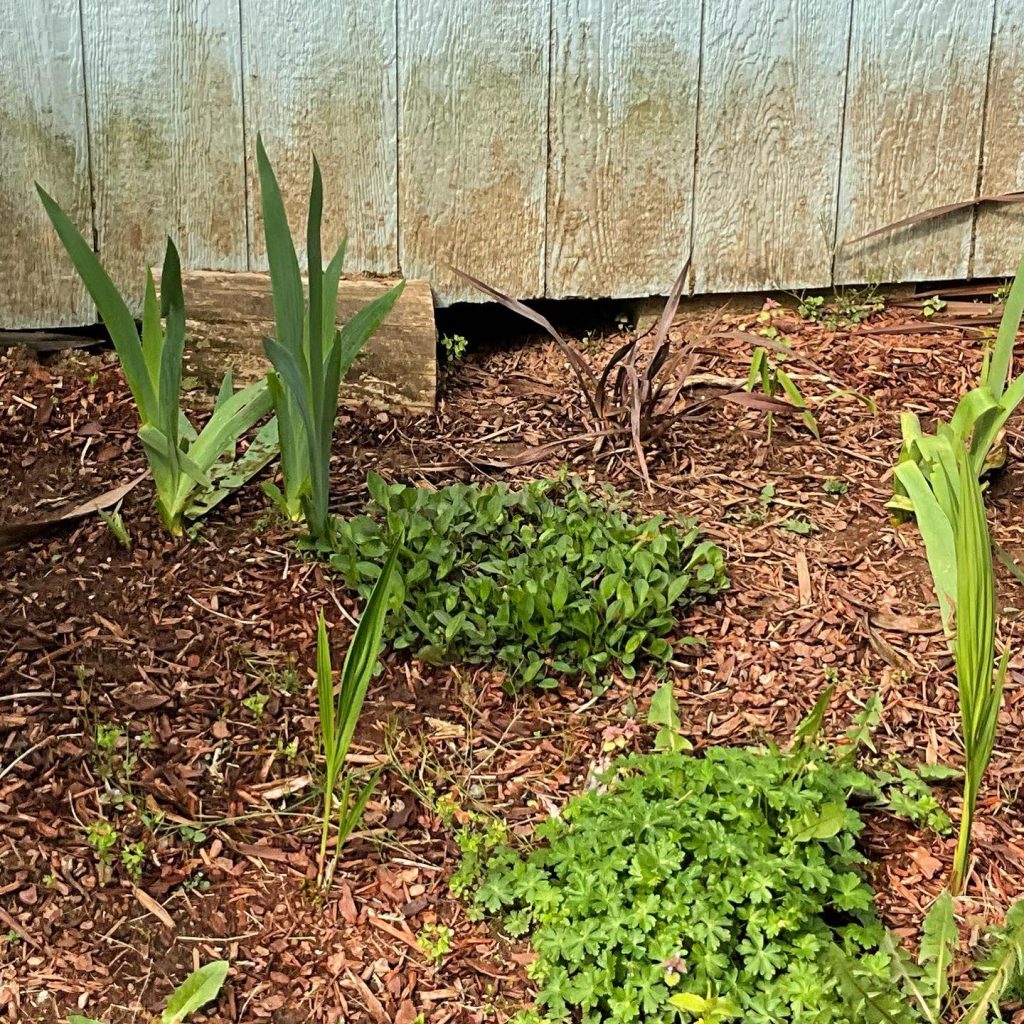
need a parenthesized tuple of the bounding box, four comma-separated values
(241, 1, 398, 274)
(974, 0, 1024, 277)
(546, 1, 700, 299)
(82, 0, 247, 301)
(692, 0, 850, 294)
(399, 0, 548, 303)
(0, 1, 92, 327)
(835, 0, 993, 285)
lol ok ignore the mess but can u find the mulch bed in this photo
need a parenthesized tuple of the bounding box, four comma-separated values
(2, 291, 1024, 1023)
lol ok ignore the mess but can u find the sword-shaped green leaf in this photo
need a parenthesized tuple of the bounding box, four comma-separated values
(160, 961, 229, 1024)
(36, 184, 156, 421)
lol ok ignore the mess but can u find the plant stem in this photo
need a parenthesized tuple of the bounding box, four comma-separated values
(951, 774, 977, 895)
(317, 799, 332, 889)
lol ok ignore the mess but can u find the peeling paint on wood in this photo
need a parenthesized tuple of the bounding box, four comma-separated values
(0, 0, 92, 327)
(398, 0, 548, 302)
(81, 0, 248, 303)
(546, 1, 700, 299)
(241, 0, 398, 275)
(835, 0, 994, 284)
(974, 0, 1024, 277)
(692, 0, 851, 293)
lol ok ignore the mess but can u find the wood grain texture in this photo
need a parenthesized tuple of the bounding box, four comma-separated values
(692, 0, 850, 293)
(835, 0, 994, 284)
(81, 0, 247, 303)
(399, 0, 549, 303)
(547, 0, 700, 299)
(0, 1, 92, 327)
(974, 0, 1024, 277)
(242, 0, 398, 274)
(170, 272, 436, 411)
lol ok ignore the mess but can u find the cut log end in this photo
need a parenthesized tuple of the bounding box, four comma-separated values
(168, 271, 436, 414)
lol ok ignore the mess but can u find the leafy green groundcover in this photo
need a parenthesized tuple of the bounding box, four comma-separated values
(328, 474, 727, 688)
(463, 744, 910, 1024)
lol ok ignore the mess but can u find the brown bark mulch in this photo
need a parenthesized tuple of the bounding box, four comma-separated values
(2, 290, 1024, 1022)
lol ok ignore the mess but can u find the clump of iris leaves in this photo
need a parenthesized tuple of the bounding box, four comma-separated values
(327, 473, 727, 689)
(454, 692, 960, 1024)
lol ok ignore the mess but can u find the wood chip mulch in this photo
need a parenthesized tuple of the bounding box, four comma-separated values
(2, 290, 1024, 1022)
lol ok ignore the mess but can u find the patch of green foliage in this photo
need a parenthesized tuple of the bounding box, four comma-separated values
(460, 692, 952, 1024)
(797, 288, 884, 330)
(440, 333, 469, 362)
(778, 515, 818, 535)
(417, 922, 454, 965)
(831, 889, 1024, 1023)
(328, 474, 727, 689)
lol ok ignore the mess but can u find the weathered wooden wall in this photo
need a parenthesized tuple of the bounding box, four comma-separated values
(2, 0, 1022, 327)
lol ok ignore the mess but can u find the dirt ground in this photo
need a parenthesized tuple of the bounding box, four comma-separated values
(2, 287, 1023, 1023)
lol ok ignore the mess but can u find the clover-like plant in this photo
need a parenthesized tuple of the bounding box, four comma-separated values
(459, 687, 1016, 1024)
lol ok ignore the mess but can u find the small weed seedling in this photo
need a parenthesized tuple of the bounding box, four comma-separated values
(730, 483, 777, 526)
(797, 293, 827, 322)
(440, 333, 469, 362)
(646, 681, 691, 752)
(745, 345, 819, 440)
(93, 721, 121, 775)
(98, 507, 131, 549)
(417, 922, 454, 965)
(85, 820, 118, 883)
(120, 840, 146, 882)
(90, 720, 141, 805)
(778, 515, 819, 535)
(69, 960, 229, 1024)
(275, 736, 299, 762)
(241, 690, 269, 719)
(177, 824, 209, 845)
(798, 286, 884, 329)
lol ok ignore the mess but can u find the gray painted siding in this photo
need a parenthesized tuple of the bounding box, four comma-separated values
(2, 0, 1022, 326)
